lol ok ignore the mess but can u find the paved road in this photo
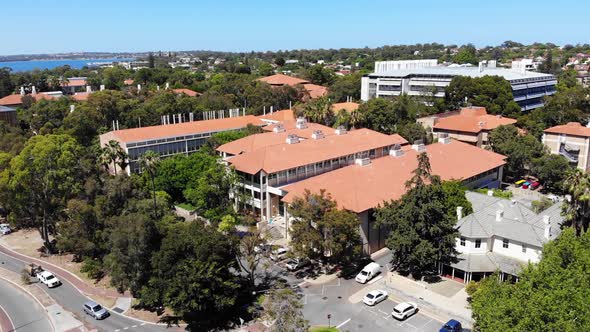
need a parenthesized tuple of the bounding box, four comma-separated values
(0, 278, 52, 332)
(0, 251, 180, 332)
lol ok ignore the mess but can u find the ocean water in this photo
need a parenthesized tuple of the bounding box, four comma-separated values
(0, 58, 135, 72)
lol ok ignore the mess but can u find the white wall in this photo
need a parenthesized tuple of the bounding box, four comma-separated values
(456, 237, 488, 254)
(360, 77, 370, 101)
(491, 237, 542, 263)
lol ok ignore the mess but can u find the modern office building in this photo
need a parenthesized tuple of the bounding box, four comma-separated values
(99, 115, 265, 174)
(361, 60, 557, 111)
(542, 122, 590, 171)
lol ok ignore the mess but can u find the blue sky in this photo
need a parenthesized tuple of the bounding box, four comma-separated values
(2, 0, 588, 55)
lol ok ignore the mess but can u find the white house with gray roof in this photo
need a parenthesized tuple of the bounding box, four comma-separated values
(440, 191, 563, 283)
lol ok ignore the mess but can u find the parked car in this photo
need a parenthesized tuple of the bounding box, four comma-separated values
(285, 258, 309, 271)
(362, 289, 388, 306)
(546, 194, 561, 203)
(270, 247, 288, 261)
(391, 302, 418, 320)
(514, 179, 526, 187)
(36, 270, 61, 288)
(522, 181, 531, 189)
(355, 262, 381, 284)
(83, 301, 109, 320)
(254, 244, 271, 254)
(530, 181, 541, 190)
(0, 224, 11, 235)
(439, 319, 463, 332)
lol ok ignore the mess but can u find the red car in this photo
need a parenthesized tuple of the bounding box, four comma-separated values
(530, 181, 540, 190)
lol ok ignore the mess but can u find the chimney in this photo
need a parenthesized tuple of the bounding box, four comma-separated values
(165, 82, 170, 89)
(389, 144, 404, 157)
(137, 84, 142, 91)
(100, 84, 105, 91)
(69, 105, 75, 113)
(19, 86, 25, 96)
(495, 210, 504, 222)
(478, 61, 484, 72)
(86, 85, 92, 93)
(457, 206, 463, 221)
(543, 215, 551, 240)
(487, 190, 494, 196)
(335, 125, 347, 135)
(355, 158, 371, 166)
(157, 85, 160, 91)
(311, 130, 325, 139)
(285, 134, 299, 144)
(510, 199, 517, 207)
(411, 139, 426, 152)
(32, 86, 37, 95)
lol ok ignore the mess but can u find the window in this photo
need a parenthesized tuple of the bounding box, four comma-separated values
(522, 245, 527, 253)
(475, 239, 481, 248)
(503, 238, 509, 248)
(460, 237, 465, 246)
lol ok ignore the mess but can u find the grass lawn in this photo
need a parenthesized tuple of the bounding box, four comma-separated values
(176, 202, 197, 211)
(309, 327, 339, 332)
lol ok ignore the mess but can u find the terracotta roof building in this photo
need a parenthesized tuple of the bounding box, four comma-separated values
(281, 139, 507, 253)
(543, 122, 590, 171)
(417, 106, 517, 147)
(172, 88, 201, 97)
(258, 109, 296, 124)
(61, 77, 88, 94)
(99, 115, 266, 174)
(332, 102, 360, 113)
(256, 74, 328, 99)
(0, 92, 58, 107)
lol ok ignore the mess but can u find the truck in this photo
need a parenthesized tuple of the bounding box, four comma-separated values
(355, 262, 381, 284)
(27, 263, 61, 288)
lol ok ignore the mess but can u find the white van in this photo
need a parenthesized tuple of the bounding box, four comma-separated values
(355, 262, 381, 284)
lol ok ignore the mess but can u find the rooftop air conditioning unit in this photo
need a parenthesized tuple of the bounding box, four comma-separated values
(311, 130, 325, 139)
(335, 126, 347, 135)
(273, 123, 286, 133)
(438, 133, 451, 144)
(389, 144, 404, 157)
(285, 134, 299, 144)
(412, 139, 426, 152)
(355, 158, 371, 166)
(296, 117, 308, 129)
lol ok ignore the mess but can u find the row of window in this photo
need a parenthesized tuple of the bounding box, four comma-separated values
(460, 237, 527, 253)
(127, 138, 206, 161)
(127, 131, 219, 148)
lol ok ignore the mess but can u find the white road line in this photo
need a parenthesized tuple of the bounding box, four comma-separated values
(115, 330, 120, 332)
(378, 309, 389, 316)
(367, 275, 383, 285)
(140, 322, 146, 325)
(123, 328, 129, 330)
(406, 322, 417, 330)
(132, 325, 137, 328)
(336, 318, 351, 328)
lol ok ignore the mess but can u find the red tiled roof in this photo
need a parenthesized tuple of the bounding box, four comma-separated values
(258, 109, 296, 123)
(257, 74, 309, 86)
(172, 88, 200, 97)
(61, 78, 87, 87)
(303, 83, 328, 99)
(226, 128, 408, 174)
(72, 92, 90, 101)
(282, 140, 507, 213)
(0, 93, 56, 106)
(124, 79, 135, 85)
(433, 107, 517, 133)
(103, 115, 266, 144)
(544, 122, 590, 138)
(332, 102, 360, 113)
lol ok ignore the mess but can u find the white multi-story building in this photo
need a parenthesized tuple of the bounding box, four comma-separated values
(441, 192, 563, 283)
(361, 60, 557, 111)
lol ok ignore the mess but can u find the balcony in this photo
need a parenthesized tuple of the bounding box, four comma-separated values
(559, 146, 579, 163)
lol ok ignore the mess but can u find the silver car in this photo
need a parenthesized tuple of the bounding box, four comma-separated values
(83, 301, 109, 320)
(0, 224, 11, 235)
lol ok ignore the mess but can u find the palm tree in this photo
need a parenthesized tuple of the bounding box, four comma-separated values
(100, 140, 127, 175)
(562, 169, 590, 235)
(139, 150, 160, 218)
(301, 96, 334, 126)
(349, 108, 366, 129)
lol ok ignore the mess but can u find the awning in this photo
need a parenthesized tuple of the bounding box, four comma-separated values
(564, 143, 580, 152)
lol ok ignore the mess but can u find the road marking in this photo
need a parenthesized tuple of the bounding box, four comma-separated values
(378, 309, 389, 316)
(140, 322, 146, 325)
(336, 318, 351, 328)
(0, 304, 15, 332)
(132, 325, 137, 328)
(367, 275, 383, 285)
(115, 330, 120, 332)
(123, 328, 129, 330)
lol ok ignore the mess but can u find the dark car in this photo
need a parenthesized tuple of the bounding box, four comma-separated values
(439, 319, 462, 332)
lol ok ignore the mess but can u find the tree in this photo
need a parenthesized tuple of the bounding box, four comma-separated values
(288, 189, 361, 264)
(99, 140, 127, 175)
(531, 154, 571, 193)
(265, 288, 309, 332)
(148, 53, 155, 69)
(488, 125, 545, 177)
(258, 62, 274, 76)
(140, 221, 240, 330)
(275, 57, 286, 67)
(56, 199, 102, 261)
(376, 153, 460, 278)
(236, 228, 267, 287)
(453, 44, 478, 64)
(561, 169, 590, 235)
(217, 214, 238, 233)
(0, 134, 82, 250)
(104, 212, 158, 295)
(139, 151, 160, 218)
(328, 72, 362, 102)
(397, 122, 429, 144)
(303, 65, 335, 85)
(0, 67, 14, 98)
(470, 228, 590, 331)
(445, 76, 520, 116)
(296, 96, 334, 126)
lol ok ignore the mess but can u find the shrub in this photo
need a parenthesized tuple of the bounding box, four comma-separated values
(20, 268, 31, 285)
(532, 198, 553, 213)
(81, 258, 105, 280)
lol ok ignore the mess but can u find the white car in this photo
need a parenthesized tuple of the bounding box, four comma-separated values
(270, 247, 288, 261)
(363, 289, 388, 306)
(391, 302, 418, 320)
(285, 258, 309, 271)
(36, 271, 61, 288)
(0, 224, 11, 235)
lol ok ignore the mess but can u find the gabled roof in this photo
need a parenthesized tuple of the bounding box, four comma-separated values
(281, 140, 506, 213)
(103, 115, 266, 144)
(258, 109, 296, 123)
(124, 79, 135, 85)
(303, 83, 328, 99)
(227, 128, 407, 175)
(172, 88, 200, 97)
(457, 191, 563, 247)
(0, 93, 56, 106)
(217, 122, 335, 156)
(332, 102, 360, 113)
(72, 92, 90, 101)
(433, 107, 517, 134)
(61, 78, 87, 87)
(544, 122, 590, 138)
(257, 74, 309, 86)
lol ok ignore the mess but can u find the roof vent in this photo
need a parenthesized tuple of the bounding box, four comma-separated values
(412, 139, 426, 152)
(296, 117, 308, 129)
(285, 134, 299, 144)
(543, 215, 551, 240)
(438, 133, 451, 144)
(335, 126, 347, 135)
(273, 123, 286, 133)
(311, 130, 325, 139)
(355, 158, 371, 166)
(495, 210, 504, 222)
(389, 144, 404, 157)
(478, 121, 486, 127)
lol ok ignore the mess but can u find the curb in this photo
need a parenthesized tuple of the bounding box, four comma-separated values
(0, 244, 176, 327)
(0, 275, 57, 332)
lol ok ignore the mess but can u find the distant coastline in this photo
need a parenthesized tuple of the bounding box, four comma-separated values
(0, 58, 136, 72)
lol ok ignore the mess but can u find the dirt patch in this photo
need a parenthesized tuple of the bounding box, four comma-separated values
(126, 306, 181, 325)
